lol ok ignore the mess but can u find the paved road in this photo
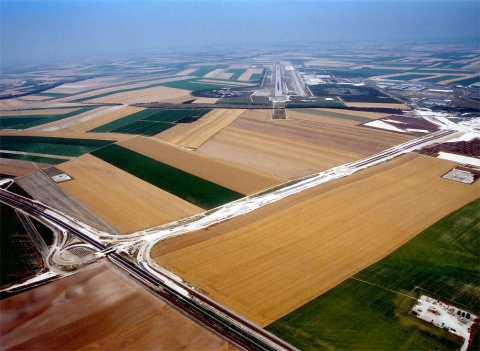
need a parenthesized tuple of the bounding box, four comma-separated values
(0, 189, 296, 351)
(275, 64, 282, 97)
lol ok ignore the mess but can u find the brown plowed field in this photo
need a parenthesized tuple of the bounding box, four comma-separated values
(62, 105, 145, 133)
(0, 159, 53, 177)
(88, 86, 192, 104)
(0, 263, 234, 351)
(196, 109, 412, 179)
(56, 154, 203, 234)
(155, 109, 245, 149)
(344, 102, 411, 109)
(0, 130, 132, 141)
(117, 136, 285, 195)
(153, 154, 480, 327)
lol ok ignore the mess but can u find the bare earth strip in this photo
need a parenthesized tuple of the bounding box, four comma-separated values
(16, 171, 121, 234)
(88, 86, 192, 104)
(0, 158, 54, 177)
(196, 109, 412, 179)
(344, 102, 411, 109)
(153, 154, 480, 327)
(156, 109, 245, 149)
(0, 263, 234, 351)
(62, 105, 145, 133)
(0, 130, 132, 142)
(117, 136, 285, 195)
(56, 154, 203, 234)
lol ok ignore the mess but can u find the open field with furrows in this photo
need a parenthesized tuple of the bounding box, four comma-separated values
(0, 130, 132, 142)
(59, 106, 145, 133)
(0, 263, 234, 351)
(267, 199, 480, 350)
(87, 86, 193, 104)
(344, 102, 411, 109)
(196, 109, 413, 179)
(16, 171, 120, 234)
(0, 158, 55, 177)
(117, 136, 285, 195)
(56, 154, 203, 234)
(156, 109, 245, 149)
(153, 154, 480, 327)
(238, 68, 264, 81)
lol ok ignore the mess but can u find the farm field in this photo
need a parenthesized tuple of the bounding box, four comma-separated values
(87, 86, 193, 104)
(196, 109, 412, 179)
(0, 263, 234, 351)
(88, 108, 212, 136)
(91, 144, 244, 210)
(0, 158, 55, 176)
(56, 154, 203, 234)
(117, 136, 285, 195)
(152, 154, 480, 327)
(156, 109, 245, 149)
(344, 102, 411, 109)
(267, 199, 480, 350)
(16, 171, 121, 234)
(0, 135, 113, 157)
(0, 129, 132, 141)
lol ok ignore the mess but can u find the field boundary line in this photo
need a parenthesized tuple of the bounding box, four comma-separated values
(349, 276, 417, 300)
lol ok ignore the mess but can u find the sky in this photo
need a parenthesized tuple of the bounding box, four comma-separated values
(1, 0, 479, 66)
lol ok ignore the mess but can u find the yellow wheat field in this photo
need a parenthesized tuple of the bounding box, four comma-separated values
(153, 154, 480, 327)
(57, 154, 203, 234)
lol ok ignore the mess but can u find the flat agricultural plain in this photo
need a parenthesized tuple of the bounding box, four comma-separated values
(344, 102, 411, 109)
(0, 263, 234, 351)
(156, 109, 245, 148)
(117, 136, 285, 195)
(56, 154, 203, 234)
(87, 86, 193, 104)
(153, 153, 480, 327)
(0, 158, 54, 177)
(196, 109, 412, 179)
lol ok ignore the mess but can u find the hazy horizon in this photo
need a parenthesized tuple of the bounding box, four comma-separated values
(1, 0, 479, 67)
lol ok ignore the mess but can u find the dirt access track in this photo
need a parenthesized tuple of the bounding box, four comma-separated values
(153, 153, 480, 327)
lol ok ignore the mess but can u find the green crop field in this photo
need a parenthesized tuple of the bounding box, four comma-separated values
(9, 106, 99, 129)
(267, 199, 480, 350)
(110, 121, 174, 136)
(292, 108, 374, 123)
(157, 78, 233, 91)
(450, 76, 480, 86)
(91, 144, 243, 209)
(351, 68, 407, 76)
(89, 108, 211, 136)
(0, 136, 113, 157)
(226, 69, 246, 81)
(0, 116, 52, 130)
(0, 152, 66, 165)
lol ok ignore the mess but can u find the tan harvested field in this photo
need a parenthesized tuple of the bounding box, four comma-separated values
(0, 263, 234, 351)
(228, 64, 250, 69)
(192, 97, 220, 104)
(56, 154, 203, 234)
(311, 108, 391, 119)
(177, 68, 198, 75)
(0, 99, 92, 111)
(239, 68, 264, 81)
(344, 102, 411, 109)
(196, 109, 412, 179)
(204, 69, 234, 80)
(153, 154, 480, 327)
(16, 95, 50, 101)
(16, 171, 120, 234)
(155, 109, 245, 149)
(47, 77, 119, 94)
(304, 59, 354, 67)
(0, 108, 78, 116)
(0, 158, 54, 177)
(88, 86, 192, 104)
(0, 129, 132, 142)
(117, 136, 285, 195)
